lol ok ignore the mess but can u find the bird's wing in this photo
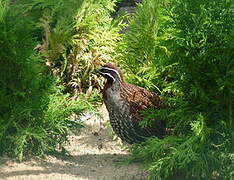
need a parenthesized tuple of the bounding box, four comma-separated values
(123, 83, 165, 137)
(124, 83, 160, 113)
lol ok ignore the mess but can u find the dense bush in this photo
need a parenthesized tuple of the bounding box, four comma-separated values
(34, 0, 120, 96)
(0, 0, 95, 161)
(117, 0, 234, 179)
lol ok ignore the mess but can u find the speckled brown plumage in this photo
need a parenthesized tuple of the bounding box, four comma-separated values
(97, 63, 165, 144)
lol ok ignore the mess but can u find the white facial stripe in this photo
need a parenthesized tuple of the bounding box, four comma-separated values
(101, 67, 121, 81)
(99, 72, 116, 82)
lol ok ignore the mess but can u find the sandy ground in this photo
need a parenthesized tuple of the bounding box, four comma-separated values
(0, 105, 147, 180)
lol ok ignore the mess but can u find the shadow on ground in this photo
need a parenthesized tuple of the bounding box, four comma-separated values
(0, 153, 146, 180)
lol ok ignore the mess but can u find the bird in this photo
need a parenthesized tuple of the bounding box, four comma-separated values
(96, 63, 166, 144)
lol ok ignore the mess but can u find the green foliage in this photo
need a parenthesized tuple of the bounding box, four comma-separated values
(65, 0, 120, 95)
(117, 0, 174, 94)
(118, 0, 234, 179)
(130, 114, 231, 180)
(32, 0, 121, 96)
(0, 0, 94, 161)
(118, 0, 159, 69)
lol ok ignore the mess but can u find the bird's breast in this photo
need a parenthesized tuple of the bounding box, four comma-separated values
(103, 87, 129, 115)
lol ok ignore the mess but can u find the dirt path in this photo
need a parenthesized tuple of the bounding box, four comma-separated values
(0, 105, 147, 180)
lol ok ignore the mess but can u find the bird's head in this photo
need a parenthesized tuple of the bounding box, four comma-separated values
(96, 63, 124, 84)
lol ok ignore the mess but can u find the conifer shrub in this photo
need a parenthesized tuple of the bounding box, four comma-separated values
(0, 0, 93, 161)
(116, 0, 172, 94)
(118, 0, 234, 179)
